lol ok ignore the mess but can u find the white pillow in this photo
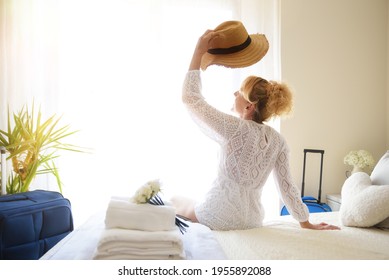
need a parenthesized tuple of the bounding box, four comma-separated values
(371, 151, 389, 185)
(376, 217, 389, 229)
(340, 172, 389, 227)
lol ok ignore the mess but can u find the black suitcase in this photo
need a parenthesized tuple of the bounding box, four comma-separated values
(0, 190, 73, 259)
(281, 149, 332, 215)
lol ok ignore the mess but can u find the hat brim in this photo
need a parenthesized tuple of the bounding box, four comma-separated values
(200, 34, 269, 71)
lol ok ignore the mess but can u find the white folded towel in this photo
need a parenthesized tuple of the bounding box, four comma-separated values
(93, 228, 185, 260)
(105, 196, 176, 231)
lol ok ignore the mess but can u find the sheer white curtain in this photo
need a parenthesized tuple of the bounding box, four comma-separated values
(0, 0, 280, 225)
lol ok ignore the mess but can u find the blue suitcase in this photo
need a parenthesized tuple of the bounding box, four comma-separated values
(0, 190, 73, 259)
(281, 149, 332, 215)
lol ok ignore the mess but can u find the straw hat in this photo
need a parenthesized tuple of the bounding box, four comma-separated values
(200, 21, 269, 71)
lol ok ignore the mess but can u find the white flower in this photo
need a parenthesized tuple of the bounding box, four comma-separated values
(344, 150, 375, 169)
(131, 179, 162, 204)
(148, 179, 161, 194)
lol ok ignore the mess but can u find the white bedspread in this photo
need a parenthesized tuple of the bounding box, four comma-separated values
(41, 211, 389, 260)
(214, 212, 389, 259)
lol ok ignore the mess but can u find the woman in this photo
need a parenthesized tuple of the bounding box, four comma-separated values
(173, 30, 339, 231)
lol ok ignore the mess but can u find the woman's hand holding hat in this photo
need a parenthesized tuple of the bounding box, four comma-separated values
(189, 30, 220, 70)
(198, 30, 219, 53)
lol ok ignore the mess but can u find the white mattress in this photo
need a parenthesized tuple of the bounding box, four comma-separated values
(41, 211, 389, 260)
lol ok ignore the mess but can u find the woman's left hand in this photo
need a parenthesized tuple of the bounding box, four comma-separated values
(300, 221, 340, 230)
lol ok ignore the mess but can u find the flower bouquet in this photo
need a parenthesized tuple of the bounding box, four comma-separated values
(132, 179, 189, 234)
(344, 150, 375, 174)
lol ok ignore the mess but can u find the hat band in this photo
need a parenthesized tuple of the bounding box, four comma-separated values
(207, 36, 252, 55)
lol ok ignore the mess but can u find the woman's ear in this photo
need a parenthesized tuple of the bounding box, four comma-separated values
(244, 103, 255, 119)
(245, 103, 255, 112)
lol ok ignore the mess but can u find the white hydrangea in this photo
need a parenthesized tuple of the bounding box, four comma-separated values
(148, 179, 161, 194)
(131, 179, 161, 204)
(344, 150, 375, 169)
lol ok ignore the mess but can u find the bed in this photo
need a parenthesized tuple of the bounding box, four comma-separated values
(40, 210, 389, 260)
(41, 151, 389, 260)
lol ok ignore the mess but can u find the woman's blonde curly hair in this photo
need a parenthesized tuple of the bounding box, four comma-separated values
(240, 76, 293, 123)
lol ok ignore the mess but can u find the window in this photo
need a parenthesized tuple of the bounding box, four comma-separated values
(0, 0, 281, 224)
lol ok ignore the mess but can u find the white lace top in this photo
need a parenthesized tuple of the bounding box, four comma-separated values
(182, 70, 309, 230)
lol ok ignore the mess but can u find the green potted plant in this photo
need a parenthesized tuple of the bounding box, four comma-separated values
(0, 103, 83, 194)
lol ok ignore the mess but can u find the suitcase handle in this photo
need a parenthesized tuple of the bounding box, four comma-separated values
(0, 194, 29, 203)
(301, 149, 325, 203)
(304, 149, 324, 154)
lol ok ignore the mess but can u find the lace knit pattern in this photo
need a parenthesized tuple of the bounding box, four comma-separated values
(182, 70, 309, 230)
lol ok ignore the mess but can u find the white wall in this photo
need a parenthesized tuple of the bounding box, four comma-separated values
(280, 0, 388, 200)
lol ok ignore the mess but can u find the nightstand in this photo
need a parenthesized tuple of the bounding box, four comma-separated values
(326, 194, 342, 211)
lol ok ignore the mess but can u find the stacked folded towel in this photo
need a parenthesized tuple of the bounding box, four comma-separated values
(93, 196, 185, 260)
(93, 228, 184, 260)
(105, 196, 177, 231)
